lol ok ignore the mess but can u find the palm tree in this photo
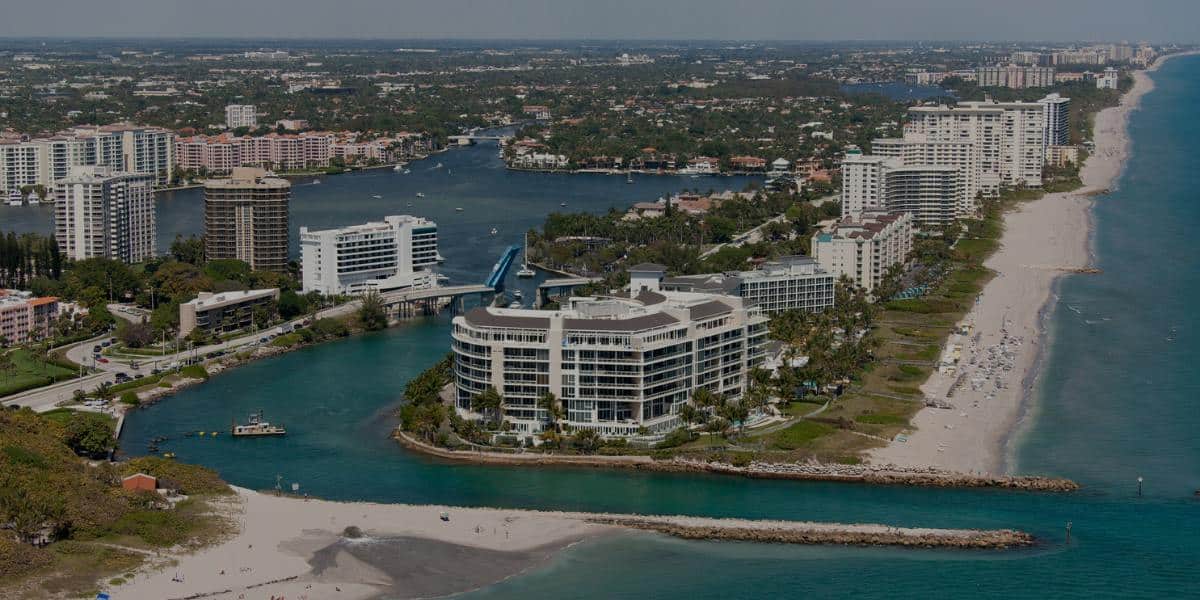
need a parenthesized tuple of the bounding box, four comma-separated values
(690, 387, 716, 410)
(471, 386, 504, 425)
(537, 392, 564, 431)
(357, 291, 389, 331)
(0, 351, 13, 382)
(678, 403, 701, 427)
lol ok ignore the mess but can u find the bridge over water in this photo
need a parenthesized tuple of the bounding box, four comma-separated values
(374, 245, 522, 317)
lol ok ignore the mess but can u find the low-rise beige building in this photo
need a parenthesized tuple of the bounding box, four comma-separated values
(179, 288, 279, 338)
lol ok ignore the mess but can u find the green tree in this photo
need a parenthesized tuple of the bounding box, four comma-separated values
(116, 320, 154, 348)
(169, 234, 205, 265)
(63, 412, 115, 458)
(569, 428, 602, 454)
(277, 289, 309, 319)
(538, 392, 564, 431)
(357, 292, 388, 331)
(471, 386, 504, 424)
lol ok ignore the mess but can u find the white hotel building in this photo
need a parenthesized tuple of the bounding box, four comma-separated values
(844, 100, 1046, 223)
(225, 104, 258, 130)
(812, 211, 914, 294)
(0, 123, 175, 195)
(660, 257, 836, 314)
(300, 215, 439, 296)
(451, 273, 769, 437)
(841, 151, 961, 226)
(53, 166, 156, 264)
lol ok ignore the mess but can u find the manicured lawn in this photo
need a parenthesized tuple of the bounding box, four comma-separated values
(0, 349, 76, 397)
(768, 420, 834, 450)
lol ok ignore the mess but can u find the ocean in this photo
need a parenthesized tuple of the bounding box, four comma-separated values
(115, 55, 1200, 598)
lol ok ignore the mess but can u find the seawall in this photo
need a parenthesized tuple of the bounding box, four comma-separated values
(395, 430, 1078, 492)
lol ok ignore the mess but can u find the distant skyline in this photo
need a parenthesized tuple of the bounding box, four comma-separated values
(1, 0, 1196, 43)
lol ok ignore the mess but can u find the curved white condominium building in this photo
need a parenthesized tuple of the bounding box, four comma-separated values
(451, 287, 769, 438)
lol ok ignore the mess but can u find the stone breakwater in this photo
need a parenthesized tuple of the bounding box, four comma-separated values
(586, 516, 1035, 549)
(691, 460, 1080, 492)
(394, 431, 1079, 492)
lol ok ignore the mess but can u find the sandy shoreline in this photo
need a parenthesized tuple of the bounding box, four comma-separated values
(110, 488, 1031, 599)
(868, 53, 1194, 475)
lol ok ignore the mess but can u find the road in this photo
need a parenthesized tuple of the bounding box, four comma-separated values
(2, 301, 357, 413)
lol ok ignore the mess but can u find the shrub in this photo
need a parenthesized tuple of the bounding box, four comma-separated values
(179, 365, 208, 380)
(656, 427, 698, 449)
(120, 391, 140, 406)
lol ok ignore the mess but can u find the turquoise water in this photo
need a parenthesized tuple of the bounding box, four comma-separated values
(119, 57, 1200, 598)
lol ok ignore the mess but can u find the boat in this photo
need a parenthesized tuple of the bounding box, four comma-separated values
(490, 227, 498, 235)
(434, 162, 443, 169)
(393, 164, 404, 172)
(455, 207, 464, 212)
(560, 202, 567, 207)
(627, 171, 634, 184)
(513, 290, 523, 301)
(508, 300, 522, 309)
(312, 179, 322, 185)
(372, 194, 383, 199)
(516, 233, 536, 278)
(404, 169, 411, 174)
(163, 452, 176, 459)
(231, 410, 286, 437)
(416, 192, 425, 198)
(6, 190, 22, 206)
(436, 273, 450, 283)
(26, 193, 39, 205)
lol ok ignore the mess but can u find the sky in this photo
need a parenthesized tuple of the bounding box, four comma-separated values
(0, 0, 1196, 43)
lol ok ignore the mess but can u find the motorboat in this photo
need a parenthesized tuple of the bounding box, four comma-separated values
(456, 207, 464, 212)
(490, 227, 498, 235)
(372, 194, 383, 199)
(6, 190, 22, 206)
(231, 410, 286, 437)
(416, 192, 426, 198)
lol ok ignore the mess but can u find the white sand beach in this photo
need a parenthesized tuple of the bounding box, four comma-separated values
(868, 56, 1185, 475)
(112, 487, 608, 600)
(110, 487, 1024, 599)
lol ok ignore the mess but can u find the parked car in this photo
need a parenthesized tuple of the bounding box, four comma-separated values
(92, 345, 102, 353)
(100, 340, 112, 348)
(97, 358, 109, 364)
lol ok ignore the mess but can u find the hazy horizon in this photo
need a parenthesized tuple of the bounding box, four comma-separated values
(1, 0, 1196, 44)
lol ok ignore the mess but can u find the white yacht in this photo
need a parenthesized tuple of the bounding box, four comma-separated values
(6, 190, 22, 206)
(26, 193, 39, 205)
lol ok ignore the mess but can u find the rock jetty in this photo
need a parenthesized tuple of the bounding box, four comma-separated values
(586, 515, 1034, 549)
